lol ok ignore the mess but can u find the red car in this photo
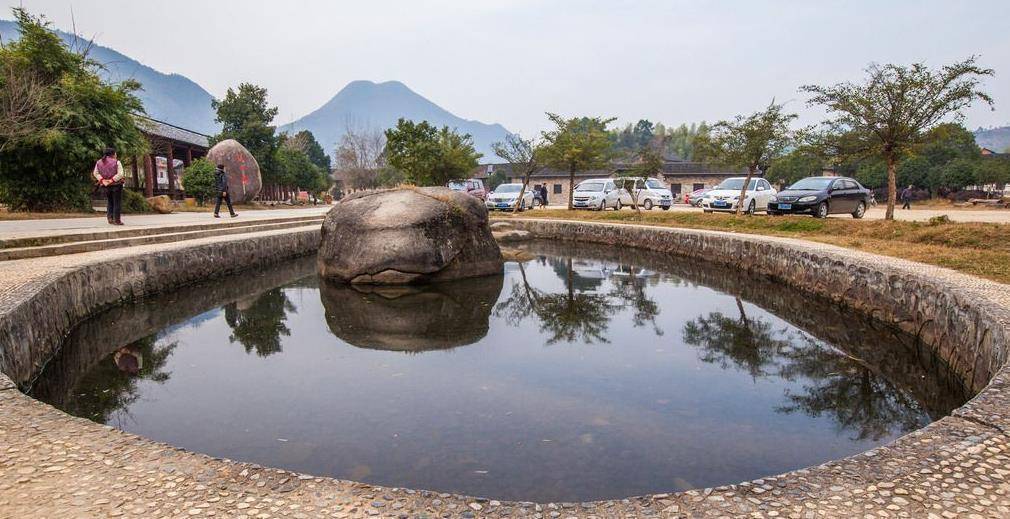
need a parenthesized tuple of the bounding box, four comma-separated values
(447, 179, 487, 201)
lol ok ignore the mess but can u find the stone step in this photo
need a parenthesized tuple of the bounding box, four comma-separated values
(0, 214, 324, 250)
(0, 219, 323, 261)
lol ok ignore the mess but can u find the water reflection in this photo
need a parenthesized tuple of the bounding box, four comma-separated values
(320, 275, 503, 352)
(26, 243, 971, 502)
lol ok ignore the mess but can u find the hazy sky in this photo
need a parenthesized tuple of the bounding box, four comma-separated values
(3, 0, 1008, 135)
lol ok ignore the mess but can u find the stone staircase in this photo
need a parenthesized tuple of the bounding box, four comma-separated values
(0, 214, 325, 261)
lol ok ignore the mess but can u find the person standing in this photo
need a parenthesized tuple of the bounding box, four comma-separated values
(93, 147, 125, 225)
(214, 164, 238, 218)
(900, 185, 913, 210)
(540, 183, 549, 208)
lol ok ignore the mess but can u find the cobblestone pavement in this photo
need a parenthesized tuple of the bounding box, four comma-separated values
(1, 221, 1009, 518)
(0, 206, 330, 241)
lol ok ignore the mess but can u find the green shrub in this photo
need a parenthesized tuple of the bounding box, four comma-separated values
(181, 159, 217, 205)
(121, 188, 150, 213)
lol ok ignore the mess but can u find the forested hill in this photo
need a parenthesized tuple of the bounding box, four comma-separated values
(0, 19, 219, 134)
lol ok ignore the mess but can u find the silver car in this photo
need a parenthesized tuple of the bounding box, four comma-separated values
(572, 180, 622, 210)
(486, 183, 535, 211)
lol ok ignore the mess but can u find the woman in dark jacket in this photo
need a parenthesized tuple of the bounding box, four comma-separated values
(214, 164, 238, 218)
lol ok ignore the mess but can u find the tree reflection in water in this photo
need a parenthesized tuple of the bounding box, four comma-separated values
(496, 254, 667, 345)
(683, 298, 931, 441)
(60, 335, 176, 428)
(224, 288, 296, 357)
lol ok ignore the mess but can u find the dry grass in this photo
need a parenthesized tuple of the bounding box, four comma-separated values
(500, 209, 1010, 285)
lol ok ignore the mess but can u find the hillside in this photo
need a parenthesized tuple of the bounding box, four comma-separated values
(282, 80, 510, 162)
(974, 126, 1010, 153)
(0, 19, 219, 134)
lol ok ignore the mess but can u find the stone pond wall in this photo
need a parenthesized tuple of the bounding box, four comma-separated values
(1, 219, 1009, 517)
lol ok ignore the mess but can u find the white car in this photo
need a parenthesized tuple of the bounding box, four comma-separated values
(701, 177, 776, 214)
(616, 177, 673, 210)
(486, 183, 535, 211)
(572, 179, 622, 210)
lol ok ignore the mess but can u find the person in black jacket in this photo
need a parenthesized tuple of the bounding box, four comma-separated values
(214, 164, 238, 218)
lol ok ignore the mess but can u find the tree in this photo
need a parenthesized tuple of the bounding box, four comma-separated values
(275, 146, 328, 199)
(224, 288, 295, 357)
(0, 8, 148, 211)
(694, 101, 796, 215)
(384, 118, 481, 186)
(212, 83, 279, 183)
(334, 125, 386, 190)
(540, 113, 615, 209)
(492, 133, 541, 211)
(766, 145, 823, 187)
(284, 129, 331, 172)
(181, 158, 217, 205)
(802, 58, 994, 219)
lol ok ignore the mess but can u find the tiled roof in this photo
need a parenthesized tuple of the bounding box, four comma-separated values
(136, 115, 211, 149)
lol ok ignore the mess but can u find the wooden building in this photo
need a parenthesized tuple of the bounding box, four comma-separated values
(123, 116, 211, 199)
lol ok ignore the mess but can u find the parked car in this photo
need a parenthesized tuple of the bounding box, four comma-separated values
(685, 188, 709, 206)
(447, 178, 487, 200)
(616, 177, 673, 210)
(485, 183, 535, 211)
(701, 177, 776, 214)
(768, 176, 871, 218)
(572, 179, 622, 210)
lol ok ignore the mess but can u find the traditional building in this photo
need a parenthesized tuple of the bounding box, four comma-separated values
(123, 116, 211, 199)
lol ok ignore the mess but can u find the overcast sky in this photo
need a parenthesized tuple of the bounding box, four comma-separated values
(3, 0, 1008, 135)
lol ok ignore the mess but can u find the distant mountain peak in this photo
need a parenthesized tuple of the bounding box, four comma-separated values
(285, 79, 509, 162)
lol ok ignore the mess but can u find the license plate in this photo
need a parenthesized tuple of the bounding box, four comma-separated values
(779, 203, 792, 210)
(713, 201, 728, 207)
(496, 203, 509, 208)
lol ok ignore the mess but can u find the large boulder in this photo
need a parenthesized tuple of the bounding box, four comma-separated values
(205, 139, 262, 203)
(320, 275, 503, 351)
(146, 195, 173, 214)
(318, 187, 503, 284)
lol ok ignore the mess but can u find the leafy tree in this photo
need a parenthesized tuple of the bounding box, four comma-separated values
(275, 146, 328, 198)
(854, 160, 887, 189)
(284, 129, 331, 171)
(212, 83, 279, 182)
(492, 133, 541, 211)
(616, 141, 664, 213)
(0, 8, 147, 211)
(540, 113, 615, 209)
(802, 58, 994, 219)
(928, 157, 977, 192)
(384, 118, 481, 186)
(765, 145, 823, 187)
(663, 122, 709, 160)
(694, 101, 796, 215)
(180, 158, 217, 205)
(976, 157, 1010, 193)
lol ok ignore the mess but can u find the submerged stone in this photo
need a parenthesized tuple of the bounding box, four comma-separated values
(317, 187, 503, 284)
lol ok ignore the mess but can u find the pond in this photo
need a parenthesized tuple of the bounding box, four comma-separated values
(27, 241, 969, 502)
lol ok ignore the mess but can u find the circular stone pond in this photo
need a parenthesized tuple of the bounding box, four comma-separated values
(25, 240, 969, 503)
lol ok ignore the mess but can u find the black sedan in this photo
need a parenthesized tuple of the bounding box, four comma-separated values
(767, 176, 871, 218)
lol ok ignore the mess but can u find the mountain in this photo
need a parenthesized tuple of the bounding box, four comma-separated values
(0, 19, 218, 135)
(282, 80, 510, 163)
(974, 126, 1010, 153)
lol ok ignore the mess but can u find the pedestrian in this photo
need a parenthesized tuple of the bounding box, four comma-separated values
(214, 164, 238, 218)
(540, 183, 549, 208)
(900, 185, 913, 210)
(93, 147, 125, 225)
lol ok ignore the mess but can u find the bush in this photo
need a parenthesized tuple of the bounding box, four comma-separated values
(121, 188, 150, 213)
(181, 159, 217, 205)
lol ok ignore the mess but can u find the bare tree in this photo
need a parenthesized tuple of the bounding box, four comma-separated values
(334, 124, 387, 190)
(491, 133, 541, 212)
(0, 62, 67, 152)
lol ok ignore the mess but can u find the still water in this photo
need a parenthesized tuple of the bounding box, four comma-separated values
(28, 241, 968, 502)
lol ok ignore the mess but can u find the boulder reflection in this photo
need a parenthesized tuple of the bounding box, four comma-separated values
(320, 275, 503, 352)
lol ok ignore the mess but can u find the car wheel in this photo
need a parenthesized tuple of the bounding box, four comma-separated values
(852, 201, 866, 219)
(615, 200, 622, 211)
(703, 209, 713, 214)
(661, 206, 670, 211)
(815, 202, 829, 218)
(644, 199, 654, 211)
(745, 200, 756, 215)
(598, 200, 605, 211)
(768, 210, 780, 216)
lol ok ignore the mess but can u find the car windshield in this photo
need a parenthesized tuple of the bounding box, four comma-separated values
(575, 182, 605, 192)
(447, 181, 466, 190)
(645, 179, 664, 189)
(788, 178, 834, 190)
(715, 179, 756, 190)
(495, 184, 522, 193)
